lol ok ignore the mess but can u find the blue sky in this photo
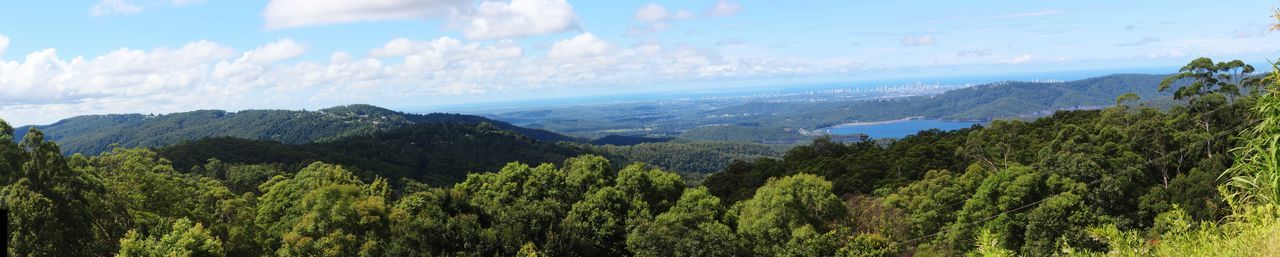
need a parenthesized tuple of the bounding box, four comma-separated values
(1, 0, 1278, 125)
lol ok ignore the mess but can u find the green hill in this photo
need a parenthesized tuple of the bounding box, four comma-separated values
(157, 121, 589, 185)
(12, 104, 577, 155)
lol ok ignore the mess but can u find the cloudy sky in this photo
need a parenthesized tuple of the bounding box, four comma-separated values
(1, 0, 1278, 125)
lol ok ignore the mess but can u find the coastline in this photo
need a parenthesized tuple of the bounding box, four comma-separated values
(824, 116, 926, 129)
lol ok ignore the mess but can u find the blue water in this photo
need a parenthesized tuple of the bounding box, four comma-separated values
(826, 120, 982, 139)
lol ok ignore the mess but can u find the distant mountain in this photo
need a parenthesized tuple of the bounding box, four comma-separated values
(707, 73, 1177, 128)
(13, 104, 577, 155)
(157, 121, 589, 185)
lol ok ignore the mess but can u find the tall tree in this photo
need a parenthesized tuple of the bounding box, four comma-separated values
(732, 173, 849, 256)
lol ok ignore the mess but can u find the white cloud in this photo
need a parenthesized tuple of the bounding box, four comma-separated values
(635, 3, 668, 22)
(0, 36, 838, 126)
(263, 0, 580, 39)
(900, 35, 936, 46)
(240, 38, 307, 64)
(451, 0, 580, 40)
(263, 0, 470, 29)
(707, 0, 742, 17)
(91, 0, 143, 16)
(547, 33, 611, 59)
(999, 54, 1033, 64)
(0, 35, 9, 57)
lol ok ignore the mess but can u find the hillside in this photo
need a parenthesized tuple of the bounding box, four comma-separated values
(157, 121, 589, 185)
(13, 104, 576, 155)
(708, 73, 1176, 128)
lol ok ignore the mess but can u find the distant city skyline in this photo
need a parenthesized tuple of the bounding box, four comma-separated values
(2, 0, 1279, 125)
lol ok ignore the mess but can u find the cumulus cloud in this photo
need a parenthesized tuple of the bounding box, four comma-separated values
(263, 0, 470, 29)
(706, 0, 742, 17)
(240, 38, 307, 64)
(263, 0, 579, 40)
(547, 33, 612, 59)
(0, 36, 838, 126)
(635, 3, 668, 22)
(91, 0, 143, 16)
(451, 0, 580, 40)
(900, 35, 936, 46)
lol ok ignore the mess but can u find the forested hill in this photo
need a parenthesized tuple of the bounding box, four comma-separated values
(708, 73, 1176, 128)
(157, 121, 590, 185)
(14, 104, 576, 155)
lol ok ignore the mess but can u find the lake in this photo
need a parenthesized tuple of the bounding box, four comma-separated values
(825, 119, 982, 138)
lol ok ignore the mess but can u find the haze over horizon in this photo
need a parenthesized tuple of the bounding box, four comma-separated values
(2, 0, 1279, 126)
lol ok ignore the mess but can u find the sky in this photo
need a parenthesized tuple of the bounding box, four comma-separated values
(1, 0, 1278, 126)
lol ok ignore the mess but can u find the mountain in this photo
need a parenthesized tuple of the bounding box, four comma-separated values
(706, 73, 1177, 128)
(13, 104, 577, 155)
(157, 121, 590, 185)
(483, 73, 1178, 144)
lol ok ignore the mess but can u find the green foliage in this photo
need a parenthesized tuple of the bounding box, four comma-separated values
(837, 233, 897, 257)
(968, 229, 1016, 257)
(1222, 60, 1280, 209)
(678, 125, 815, 144)
(254, 162, 391, 256)
(115, 218, 225, 257)
(706, 128, 972, 203)
(15, 105, 574, 155)
(732, 173, 849, 256)
(2, 128, 121, 256)
(159, 121, 588, 185)
(626, 187, 744, 257)
(597, 141, 785, 174)
(516, 242, 549, 257)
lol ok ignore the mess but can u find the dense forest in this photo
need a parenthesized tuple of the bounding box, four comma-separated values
(14, 105, 574, 155)
(155, 121, 591, 185)
(2, 54, 1277, 256)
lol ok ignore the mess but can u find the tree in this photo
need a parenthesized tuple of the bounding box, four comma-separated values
(613, 163, 684, 216)
(255, 162, 389, 256)
(387, 188, 487, 256)
(626, 187, 744, 257)
(2, 127, 122, 256)
(276, 183, 389, 257)
(516, 242, 548, 257)
(884, 167, 988, 239)
(837, 233, 897, 257)
(561, 187, 633, 257)
(115, 218, 225, 257)
(732, 174, 849, 256)
(1159, 57, 1259, 102)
